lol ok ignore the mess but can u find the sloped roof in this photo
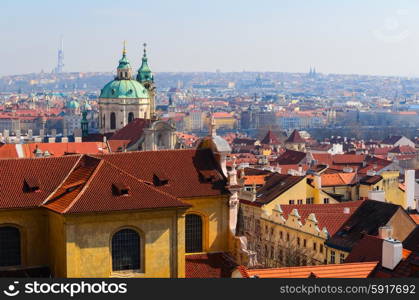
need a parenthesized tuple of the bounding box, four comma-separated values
(326, 200, 402, 252)
(345, 234, 418, 278)
(0, 144, 18, 158)
(185, 253, 237, 278)
(109, 118, 152, 147)
(276, 149, 306, 165)
(95, 149, 228, 198)
(24, 142, 105, 157)
(238, 262, 379, 278)
(0, 155, 81, 210)
(389, 145, 416, 154)
(332, 154, 365, 164)
(311, 153, 333, 165)
(0, 149, 227, 212)
(43, 157, 189, 214)
(321, 172, 357, 186)
(381, 136, 403, 145)
(360, 175, 383, 185)
(261, 130, 280, 145)
(280, 201, 363, 235)
(285, 130, 305, 144)
(249, 173, 305, 205)
(345, 235, 412, 264)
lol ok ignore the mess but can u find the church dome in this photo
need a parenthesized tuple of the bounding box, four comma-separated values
(100, 79, 149, 99)
(67, 99, 80, 109)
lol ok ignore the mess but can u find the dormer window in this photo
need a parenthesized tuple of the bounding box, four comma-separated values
(153, 172, 169, 186)
(112, 182, 130, 196)
(24, 177, 40, 192)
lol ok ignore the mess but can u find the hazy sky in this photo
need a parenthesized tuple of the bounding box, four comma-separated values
(2, 0, 419, 76)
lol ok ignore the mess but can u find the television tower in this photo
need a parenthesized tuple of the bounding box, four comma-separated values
(54, 36, 64, 73)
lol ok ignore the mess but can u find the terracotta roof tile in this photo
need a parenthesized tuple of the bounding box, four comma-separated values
(109, 118, 152, 147)
(94, 149, 228, 198)
(185, 253, 237, 278)
(280, 201, 363, 235)
(285, 130, 305, 144)
(240, 262, 379, 278)
(0, 155, 81, 210)
(261, 130, 280, 145)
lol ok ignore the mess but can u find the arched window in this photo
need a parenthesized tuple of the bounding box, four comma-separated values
(111, 229, 140, 271)
(110, 112, 116, 130)
(185, 214, 203, 253)
(0, 226, 21, 267)
(128, 112, 134, 123)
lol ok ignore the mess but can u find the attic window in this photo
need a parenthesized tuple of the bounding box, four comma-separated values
(24, 177, 40, 192)
(112, 182, 130, 196)
(153, 172, 169, 186)
(199, 170, 222, 183)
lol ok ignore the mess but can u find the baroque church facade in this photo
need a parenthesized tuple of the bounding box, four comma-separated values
(98, 43, 176, 151)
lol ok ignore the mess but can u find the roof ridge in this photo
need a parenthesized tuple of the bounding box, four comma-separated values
(98, 159, 183, 202)
(40, 154, 84, 206)
(62, 158, 105, 214)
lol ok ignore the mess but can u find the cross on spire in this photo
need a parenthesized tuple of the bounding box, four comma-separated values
(122, 40, 127, 56)
(143, 43, 147, 57)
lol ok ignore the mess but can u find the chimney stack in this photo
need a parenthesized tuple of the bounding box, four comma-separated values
(378, 225, 393, 240)
(382, 238, 403, 270)
(405, 170, 415, 209)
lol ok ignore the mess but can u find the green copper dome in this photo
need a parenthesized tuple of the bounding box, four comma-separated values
(67, 99, 80, 109)
(100, 79, 149, 99)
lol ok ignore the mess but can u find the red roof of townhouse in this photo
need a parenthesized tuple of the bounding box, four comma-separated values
(0, 149, 228, 213)
(260, 130, 280, 145)
(280, 201, 363, 236)
(285, 130, 305, 144)
(321, 172, 357, 186)
(186, 253, 238, 278)
(236, 262, 379, 278)
(109, 118, 152, 147)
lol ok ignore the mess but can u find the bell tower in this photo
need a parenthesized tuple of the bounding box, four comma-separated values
(137, 43, 156, 118)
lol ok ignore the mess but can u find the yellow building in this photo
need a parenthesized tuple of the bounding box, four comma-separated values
(204, 112, 237, 130)
(241, 201, 362, 268)
(0, 130, 237, 278)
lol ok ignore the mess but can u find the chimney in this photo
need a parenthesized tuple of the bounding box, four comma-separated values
(405, 170, 415, 209)
(382, 238, 403, 270)
(378, 226, 393, 240)
(343, 207, 350, 214)
(314, 173, 322, 189)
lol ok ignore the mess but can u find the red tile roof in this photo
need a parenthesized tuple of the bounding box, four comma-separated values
(43, 157, 189, 214)
(261, 130, 280, 145)
(238, 262, 379, 278)
(0, 144, 18, 158)
(95, 149, 228, 198)
(109, 118, 152, 147)
(280, 201, 363, 235)
(0, 155, 81, 210)
(285, 130, 305, 144)
(321, 172, 357, 186)
(24, 142, 106, 157)
(311, 153, 333, 165)
(0, 149, 227, 212)
(185, 253, 237, 278)
(332, 154, 365, 164)
(276, 149, 306, 165)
